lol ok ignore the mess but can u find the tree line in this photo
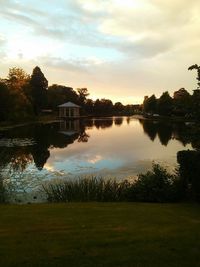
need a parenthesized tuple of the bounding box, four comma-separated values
(142, 64, 200, 120)
(0, 66, 138, 122)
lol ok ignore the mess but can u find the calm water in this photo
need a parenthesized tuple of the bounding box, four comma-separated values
(0, 117, 195, 200)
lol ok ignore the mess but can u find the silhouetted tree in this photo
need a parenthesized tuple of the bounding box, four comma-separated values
(30, 66, 48, 114)
(177, 150, 200, 201)
(188, 64, 200, 88)
(77, 88, 89, 105)
(47, 84, 79, 110)
(143, 94, 157, 114)
(157, 92, 173, 116)
(84, 99, 94, 114)
(0, 81, 10, 121)
(173, 88, 191, 116)
(114, 102, 124, 114)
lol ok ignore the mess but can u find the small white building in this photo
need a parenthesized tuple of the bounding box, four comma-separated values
(58, 102, 81, 118)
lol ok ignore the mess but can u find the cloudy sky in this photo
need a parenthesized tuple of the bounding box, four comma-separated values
(0, 0, 199, 104)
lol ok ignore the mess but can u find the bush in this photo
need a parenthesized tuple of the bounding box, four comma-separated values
(132, 164, 183, 202)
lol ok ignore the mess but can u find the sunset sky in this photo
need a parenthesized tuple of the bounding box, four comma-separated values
(0, 0, 200, 104)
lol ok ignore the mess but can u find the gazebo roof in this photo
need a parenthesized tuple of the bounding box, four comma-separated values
(58, 102, 81, 108)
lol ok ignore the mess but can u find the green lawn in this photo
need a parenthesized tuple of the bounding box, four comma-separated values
(0, 203, 200, 267)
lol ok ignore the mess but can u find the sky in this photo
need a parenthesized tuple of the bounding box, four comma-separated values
(0, 0, 200, 104)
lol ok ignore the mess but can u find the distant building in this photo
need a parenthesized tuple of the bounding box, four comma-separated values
(58, 102, 81, 118)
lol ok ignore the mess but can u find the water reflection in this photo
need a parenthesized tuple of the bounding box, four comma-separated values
(139, 119, 199, 149)
(0, 117, 199, 178)
(0, 120, 90, 172)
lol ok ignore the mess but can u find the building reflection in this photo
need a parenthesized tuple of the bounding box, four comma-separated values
(59, 120, 80, 136)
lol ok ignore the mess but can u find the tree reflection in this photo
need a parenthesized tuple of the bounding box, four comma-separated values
(93, 118, 113, 129)
(140, 120, 157, 141)
(114, 117, 123, 126)
(139, 119, 200, 148)
(0, 120, 91, 172)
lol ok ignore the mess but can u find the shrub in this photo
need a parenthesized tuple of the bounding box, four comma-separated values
(131, 164, 183, 202)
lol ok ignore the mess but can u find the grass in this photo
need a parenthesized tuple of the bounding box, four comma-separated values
(0, 203, 200, 267)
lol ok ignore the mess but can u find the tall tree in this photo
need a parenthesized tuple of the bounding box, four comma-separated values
(173, 88, 191, 116)
(6, 68, 33, 121)
(188, 64, 200, 120)
(143, 94, 157, 114)
(30, 66, 48, 114)
(157, 91, 173, 116)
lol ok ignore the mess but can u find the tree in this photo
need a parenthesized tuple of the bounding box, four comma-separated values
(173, 88, 191, 116)
(143, 94, 157, 114)
(188, 64, 200, 88)
(157, 92, 173, 116)
(77, 88, 89, 105)
(47, 84, 79, 110)
(0, 81, 10, 121)
(84, 99, 94, 114)
(94, 98, 113, 115)
(5, 68, 33, 121)
(30, 66, 48, 114)
(114, 102, 124, 114)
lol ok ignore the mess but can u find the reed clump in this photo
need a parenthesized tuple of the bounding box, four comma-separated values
(43, 177, 132, 202)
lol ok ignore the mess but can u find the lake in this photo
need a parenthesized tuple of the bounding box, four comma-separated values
(0, 117, 195, 201)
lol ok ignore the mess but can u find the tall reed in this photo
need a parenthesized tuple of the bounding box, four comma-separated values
(43, 177, 132, 202)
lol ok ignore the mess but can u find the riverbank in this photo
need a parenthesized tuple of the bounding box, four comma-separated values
(0, 114, 60, 131)
(0, 202, 199, 267)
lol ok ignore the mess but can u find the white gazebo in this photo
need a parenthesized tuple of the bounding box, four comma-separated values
(58, 102, 81, 118)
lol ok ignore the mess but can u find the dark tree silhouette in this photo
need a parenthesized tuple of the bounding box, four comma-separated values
(30, 66, 48, 114)
(0, 82, 10, 121)
(157, 91, 173, 116)
(143, 94, 157, 114)
(188, 64, 200, 88)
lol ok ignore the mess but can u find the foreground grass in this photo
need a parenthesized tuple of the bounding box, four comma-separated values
(0, 203, 200, 267)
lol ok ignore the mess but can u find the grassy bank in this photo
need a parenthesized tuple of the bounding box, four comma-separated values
(0, 202, 199, 267)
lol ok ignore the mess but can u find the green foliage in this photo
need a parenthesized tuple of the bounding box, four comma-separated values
(132, 164, 183, 202)
(5, 68, 34, 121)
